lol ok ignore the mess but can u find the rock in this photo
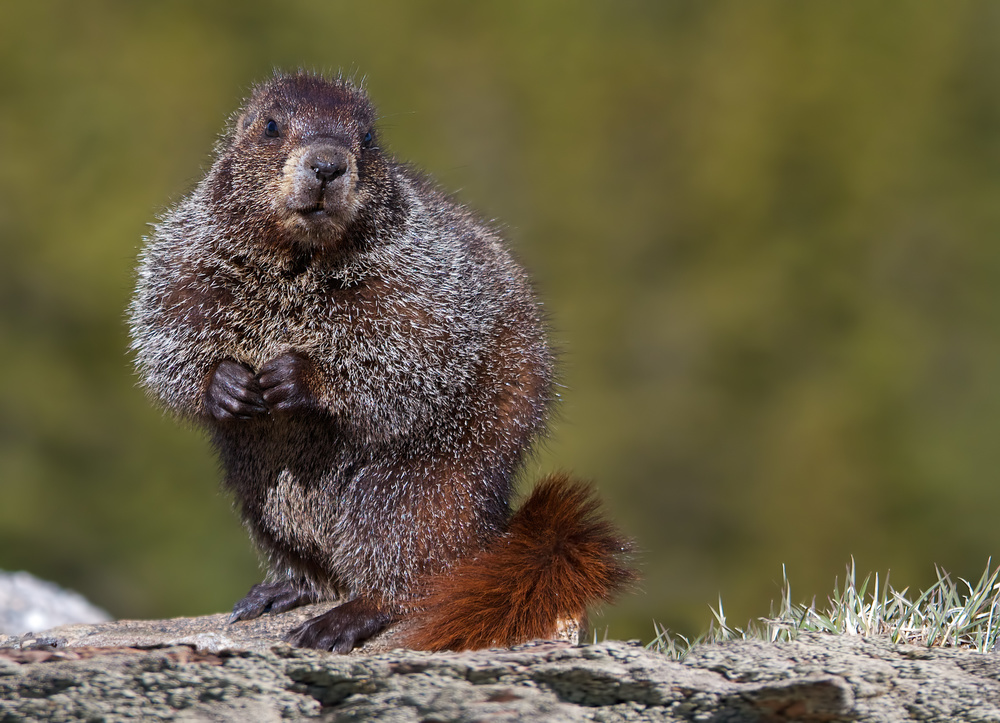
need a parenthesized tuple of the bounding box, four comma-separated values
(0, 570, 110, 635)
(3, 612, 1000, 721)
(0, 603, 413, 655)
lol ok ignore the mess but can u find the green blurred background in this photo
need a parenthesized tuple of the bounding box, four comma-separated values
(4, 1, 1000, 643)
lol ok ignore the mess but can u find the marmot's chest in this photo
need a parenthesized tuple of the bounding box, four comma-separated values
(216, 268, 462, 374)
(220, 273, 357, 369)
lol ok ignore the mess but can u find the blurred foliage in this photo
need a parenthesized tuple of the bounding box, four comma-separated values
(3, 0, 1000, 643)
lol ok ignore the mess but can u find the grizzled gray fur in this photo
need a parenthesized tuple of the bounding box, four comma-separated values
(128, 72, 553, 650)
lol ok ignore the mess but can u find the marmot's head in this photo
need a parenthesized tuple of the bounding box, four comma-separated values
(208, 72, 401, 252)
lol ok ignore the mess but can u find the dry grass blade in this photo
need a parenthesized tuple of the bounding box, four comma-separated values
(650, 559, 1000, 660)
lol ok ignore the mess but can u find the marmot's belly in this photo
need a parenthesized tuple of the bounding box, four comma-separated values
(213, 416, 352, 573)
(256, 466, 339, 555)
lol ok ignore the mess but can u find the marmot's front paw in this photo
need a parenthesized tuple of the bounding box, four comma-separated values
(258, 352, 317, 413)
(229, 579, 318, 623)
(205, 360, 267, 420)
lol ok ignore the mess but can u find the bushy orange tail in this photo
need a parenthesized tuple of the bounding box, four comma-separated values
(403, 473, 637, 651)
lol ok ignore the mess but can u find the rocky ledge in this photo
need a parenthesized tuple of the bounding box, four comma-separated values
(3, 609, 1000, 721)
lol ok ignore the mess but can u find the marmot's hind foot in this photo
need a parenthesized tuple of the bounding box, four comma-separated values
(284, 596, 396, 653)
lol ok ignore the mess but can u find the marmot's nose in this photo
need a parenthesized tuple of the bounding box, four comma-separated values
(312, 157, 348, 182)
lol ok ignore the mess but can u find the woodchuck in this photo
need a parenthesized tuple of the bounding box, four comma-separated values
(129, 71, 635, 652)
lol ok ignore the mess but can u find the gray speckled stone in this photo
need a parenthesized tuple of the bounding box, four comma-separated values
(3, 614, 1000, 721)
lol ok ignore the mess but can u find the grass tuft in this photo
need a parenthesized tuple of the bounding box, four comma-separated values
(650, 558, 1000, 660)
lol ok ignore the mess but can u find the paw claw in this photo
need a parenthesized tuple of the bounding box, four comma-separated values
(229, 579, 318, 622)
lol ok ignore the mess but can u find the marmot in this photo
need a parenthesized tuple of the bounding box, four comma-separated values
(129, 71, 635, 652)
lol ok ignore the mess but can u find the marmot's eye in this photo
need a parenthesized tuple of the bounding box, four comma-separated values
(362, 131, 373, 148)
(264, 119, 280, 138)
